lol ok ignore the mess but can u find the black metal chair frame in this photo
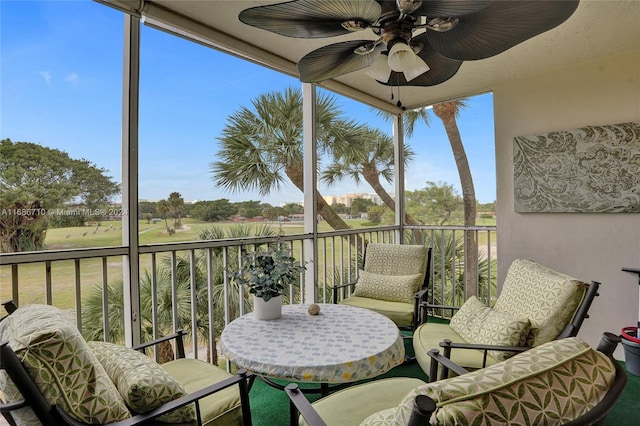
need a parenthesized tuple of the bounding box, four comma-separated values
(0, 301, 253, 426)
(417, 279, 601, 368)
(331, 245, 433, 332)
(285, 332, 628, 426)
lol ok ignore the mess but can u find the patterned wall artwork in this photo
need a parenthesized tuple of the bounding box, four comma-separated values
(513, 121, 640, 213)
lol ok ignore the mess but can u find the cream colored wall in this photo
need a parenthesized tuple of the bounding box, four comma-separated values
(493, 51, 640, 358)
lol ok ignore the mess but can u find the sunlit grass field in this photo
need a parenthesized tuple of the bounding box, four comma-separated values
(1, 217, 496, 309)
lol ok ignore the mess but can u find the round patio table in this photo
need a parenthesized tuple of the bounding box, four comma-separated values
(220, 303, 405, 394)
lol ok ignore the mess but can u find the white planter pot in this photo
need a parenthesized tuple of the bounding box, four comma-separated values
(253, 295, 282, 320)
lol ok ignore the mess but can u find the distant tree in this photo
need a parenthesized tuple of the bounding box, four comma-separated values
(281, 203, 303, 216)
(350, 197, 375, 216)
(168, 192, 184, 228)
(406, 181, 464, 225)
(190, 199, 236, 222)
(0, 139, 119, 252)
(143, 212, 153, 224)
(330, 203, 349, 214)
(138, 201, 157, 216)
(233, 201, 264, 219)
(366, 205, 386, 224)
(156, 199, 170, 232)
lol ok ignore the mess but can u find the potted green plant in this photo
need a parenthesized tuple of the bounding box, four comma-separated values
(232, 242, 306, 320)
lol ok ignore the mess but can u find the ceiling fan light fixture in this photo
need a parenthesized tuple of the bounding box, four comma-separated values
(387, 41, 415, 72)
(365, 55, 392, 82)
(403, 55, 430, 81)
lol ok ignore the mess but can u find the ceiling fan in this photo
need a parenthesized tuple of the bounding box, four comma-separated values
(239, 0, 580, 87)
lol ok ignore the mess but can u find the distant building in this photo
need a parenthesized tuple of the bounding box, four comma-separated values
(325, 193, 392, 207)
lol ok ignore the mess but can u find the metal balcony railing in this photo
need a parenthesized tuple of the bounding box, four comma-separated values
(0, 225, 497, 362)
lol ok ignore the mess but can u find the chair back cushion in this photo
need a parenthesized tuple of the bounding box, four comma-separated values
(0, 304, 131, 425)
(384, 337, 616, 426)
(352, 244, 427, 304)
(492, 259, 586, 347)
(88, 341, 196, 423)
(449, 296, 531, 360)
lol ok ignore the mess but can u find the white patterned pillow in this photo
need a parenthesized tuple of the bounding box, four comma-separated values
(450, 296, 531, 360)
(352, 269, 423, 303)
(0, 304, 131, 425)
(88, 341, 196, 423)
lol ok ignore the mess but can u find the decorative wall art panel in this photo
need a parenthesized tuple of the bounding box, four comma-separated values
(513, 122, 640, 213)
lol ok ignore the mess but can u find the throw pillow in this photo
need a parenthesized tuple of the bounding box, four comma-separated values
(88, 341, 196, 423)
(450, 296, 531, 360)
(0, 304, 131, 425)
(352, 269, 423, 303)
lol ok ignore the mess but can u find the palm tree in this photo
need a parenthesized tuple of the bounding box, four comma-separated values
(156, 199, 170, 232)
(211, 87, 364, 235)
(321, 127, 420, 226)
(382, 100, 479, 296)
(432, 101, 478, 297)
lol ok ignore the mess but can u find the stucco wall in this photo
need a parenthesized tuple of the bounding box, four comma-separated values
(494, 51, 640, 358)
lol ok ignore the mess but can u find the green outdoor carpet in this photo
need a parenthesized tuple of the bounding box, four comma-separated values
(248, 350, 639, 425)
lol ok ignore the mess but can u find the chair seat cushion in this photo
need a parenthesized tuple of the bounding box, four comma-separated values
(0, 304, 131, 425)
(339, 296, 414, 328)
(413, 322, 502, 372)
(449, 296, 531, 360)
(301, 377, 426, 426)
(88, 341, 196, 423)
(161, 358, 244, 426)
(352, 270, 423, 304)
(396, 337, 616, 425)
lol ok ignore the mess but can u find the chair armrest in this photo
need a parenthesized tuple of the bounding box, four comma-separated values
(426, 348, 471, 381)
(285, 384, 327, 426)
(54, 370, 254, 426)
(331, 280, 357, 304)
(435, 339, 530, 371)
(417, 302, 461, 326)
(132, 329, 187, 359)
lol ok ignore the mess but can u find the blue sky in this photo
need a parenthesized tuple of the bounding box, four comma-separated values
(1, 0, 496, 205)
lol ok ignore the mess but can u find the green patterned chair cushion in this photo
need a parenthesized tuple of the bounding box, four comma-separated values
(492, 259, 586, 347)
(392, 337, 616, 426)
(300, 377, 426, 426)
(363, 244, 427, 279)
(338, 296, 414, 328)
(352, 270, 423, 303)
(449, 296, 531, 360)
(88, 341, 196, 423)
(0, 304, 131, 425)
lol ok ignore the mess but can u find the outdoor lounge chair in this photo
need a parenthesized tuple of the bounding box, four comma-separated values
(286, 333, 627, 426)
(0, 302, 252, 426)
(413, 258, 600, 373)
(332, 243, 432, 332)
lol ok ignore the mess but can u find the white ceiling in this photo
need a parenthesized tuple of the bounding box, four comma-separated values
(101, 0, 640, 113)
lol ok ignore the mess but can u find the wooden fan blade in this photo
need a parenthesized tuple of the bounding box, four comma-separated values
(239, 0, 381, 38)
(427, 0, 580, 60)
(298, 40, 384, 82)
(412, 0, 493, 17)
(381, 34, 462, 87)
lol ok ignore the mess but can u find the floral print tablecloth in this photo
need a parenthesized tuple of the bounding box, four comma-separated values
(220, 303, 405, 384)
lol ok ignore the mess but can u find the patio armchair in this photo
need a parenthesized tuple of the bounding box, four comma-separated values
(0, 302, 252, 426)
(332, 243, 432, 332)
(413, 258, 600, 374)
(285, 333, 627, 426)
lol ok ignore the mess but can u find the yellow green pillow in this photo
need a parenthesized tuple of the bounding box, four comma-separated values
(352, 269, 423, 303)
(449, 296, 531, 360)
(88, 341, 196, 423)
